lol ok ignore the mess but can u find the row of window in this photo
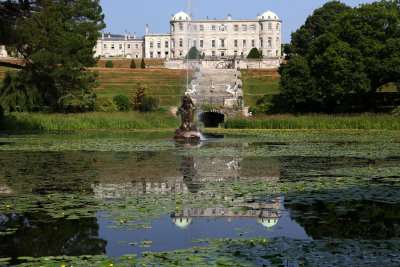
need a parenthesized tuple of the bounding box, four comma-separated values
(149, 51, 169, 59)
(103, 43, 140, 49)
(149, 40, 169, 49)
(171, 23, 279, 32)
(169, 38, 280, 49)
(171, 50, 280, 58)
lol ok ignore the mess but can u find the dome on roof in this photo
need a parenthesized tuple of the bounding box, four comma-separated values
(172, 11, 191, 21)
(260, 217, 278, 228)
(172, 217, 192, 229)
(260, 10, 279, 20)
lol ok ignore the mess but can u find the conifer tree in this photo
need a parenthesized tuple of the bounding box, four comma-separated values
(0, 0, 105, 111)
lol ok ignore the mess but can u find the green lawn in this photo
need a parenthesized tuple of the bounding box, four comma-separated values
(240, 69, 280, 106)
(94, 68, 190, 107)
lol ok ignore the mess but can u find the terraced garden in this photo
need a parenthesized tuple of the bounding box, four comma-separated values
(92, 68, 192, 107)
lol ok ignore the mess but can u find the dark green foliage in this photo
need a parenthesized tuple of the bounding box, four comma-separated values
(113, 94, 130, 111)
(186, 46, 201, 59)
(0, 105, 4, 120)
(140, 95, 160, 112)
(0, 70, 39, 112)
(254, 95, 289, 114)
(283, 44, 294, 59)
(141, 58, 145, 69)
(0, 0, 32, 47)
(0, 0, 105, 111)
(280, 0, 400, 112)
(246, 48, 262, 59)
(130, 59, 136, 69)
(279, 56, 318, 111)
(105, 60, 114, 68)
(58, 92, 96, 112)
(291, 1, 351, 56)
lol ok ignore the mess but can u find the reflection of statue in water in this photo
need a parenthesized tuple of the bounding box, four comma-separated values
(174, 96, 201, 142)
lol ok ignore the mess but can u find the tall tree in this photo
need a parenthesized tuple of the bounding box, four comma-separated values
(0, 0, 105, 111)
(280, 0, 400, 112)
(291, 1, 351, 56)
(308, 0, 400, 108)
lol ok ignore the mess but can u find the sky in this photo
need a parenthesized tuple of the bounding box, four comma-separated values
(99, 0, 376, 43)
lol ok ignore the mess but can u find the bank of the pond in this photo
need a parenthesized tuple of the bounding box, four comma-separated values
(0, 112, 180, 131)
(224, 114, 400, 130)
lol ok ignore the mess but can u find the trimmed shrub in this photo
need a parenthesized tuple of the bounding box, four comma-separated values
(130, 59, 136, 69)
(141, 58, 145, 69)
(105, 60, 114, 68)
(247, 48, 262, 59)
(140, 95, 160, 112)
(113, 94, 130, 111)
(187, 46, 202, 59)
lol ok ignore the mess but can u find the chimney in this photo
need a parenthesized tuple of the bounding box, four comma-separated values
(134, 32, 137, 39)
(257, 13, 261, 20)
(128, 32, 131, 39)
(124, 30, 127, 40)
(108, 32, 111, 39)
(145, 24, 149, 35)
(228, 14, 232, 20)
(101, 30, 104, 40)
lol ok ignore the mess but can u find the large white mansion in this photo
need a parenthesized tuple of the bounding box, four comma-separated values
(94, 10, 282, 60)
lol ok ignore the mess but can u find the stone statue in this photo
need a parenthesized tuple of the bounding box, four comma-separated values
(186, 84, 197, 96)
(174, 96, 200, 142)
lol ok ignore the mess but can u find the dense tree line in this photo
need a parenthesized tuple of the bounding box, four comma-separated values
(0, 0, 105, 112)
(280, 0, 399, 113)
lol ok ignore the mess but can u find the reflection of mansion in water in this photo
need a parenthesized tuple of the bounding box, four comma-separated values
(92, 154, 281, 229)
(94, 10, 282, 60)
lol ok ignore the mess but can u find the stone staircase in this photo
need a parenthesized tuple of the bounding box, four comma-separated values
(188, 69, 243, 107)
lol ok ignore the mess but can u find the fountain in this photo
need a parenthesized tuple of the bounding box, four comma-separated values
(174, 95, 201, 142)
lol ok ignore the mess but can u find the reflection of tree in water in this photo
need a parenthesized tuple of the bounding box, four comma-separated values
(0, 213, 106, 264)
(285, 199, 400, 239)
(0, 151, 99, 194)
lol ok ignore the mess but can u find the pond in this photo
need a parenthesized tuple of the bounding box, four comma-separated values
(0, 130, 400, 266)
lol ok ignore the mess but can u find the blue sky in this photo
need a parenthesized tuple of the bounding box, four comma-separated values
(99, 0, 375, 43)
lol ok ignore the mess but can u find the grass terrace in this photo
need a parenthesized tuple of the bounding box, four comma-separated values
(92, 68, 192, 107)
(240, 68, 280, 106)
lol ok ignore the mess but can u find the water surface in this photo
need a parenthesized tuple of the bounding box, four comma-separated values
(0, 130, 399, 265)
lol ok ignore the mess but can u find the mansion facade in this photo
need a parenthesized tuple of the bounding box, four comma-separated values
(94, 10, 282, 59)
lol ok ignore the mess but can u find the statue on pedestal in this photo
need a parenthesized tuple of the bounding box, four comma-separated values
(174, 96, 201, 142)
